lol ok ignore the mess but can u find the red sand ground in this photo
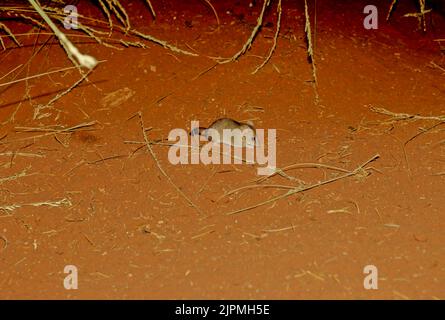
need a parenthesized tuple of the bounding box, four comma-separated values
(0, 0, 444, 299)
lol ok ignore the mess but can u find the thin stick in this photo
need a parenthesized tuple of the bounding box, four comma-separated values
(14, 121, 97, 133)
(429, 61, 445, 73)
(0, 198, 72, 213)
(138, 113, 204, 216)
(33, 67, 95, 119)
(0, 34, 51, 103)
(191, 63, 218, 81)
(402, 121, 444, 173)
(98, 0, 113, 34)
(386, 0, 398, 21)
(404, 121, 444, 147)
(217, 0, 271, 63)
(0, 169, 34, 184)
(80, 0, 130, 32)
(27, 0, 97, 69)
(19, 13, 46, 28)
(256, 162, 351, 183)
(0, 22, 21, 49)
(7, 121, 97, 143)
(201, 0, 220, 28)
(145, 0, 157, 19)
(224, 154, 380, 215)
(370, 105, 445, 122)
(191, 229, 215, 240)
(304, 0, 319, 104)
(5, 5, 196, 58)
(0, 65, 79, 88)
(252, 0, 282, 74)
(0, 152, 44, 158)
(131, 29, 198, 56)
(403, 0, 431, 32)
(217, 183, 295, 201)
(263, 225, 295, 233)
(0, 64, 23, 82)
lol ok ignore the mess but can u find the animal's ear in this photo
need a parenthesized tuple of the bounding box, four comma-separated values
(246, 120, 254, 127)
(242, 128, 252, 135)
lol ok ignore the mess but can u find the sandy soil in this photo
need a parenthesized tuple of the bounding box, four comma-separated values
(0, 0, 444, 299)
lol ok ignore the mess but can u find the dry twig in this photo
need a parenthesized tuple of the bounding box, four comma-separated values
(137, 113, 204, 216)
(304, 0, 319, 104)
(252, 0, 282, 74)
(217, 0, 271, 64)
(223, 154, 380, 215)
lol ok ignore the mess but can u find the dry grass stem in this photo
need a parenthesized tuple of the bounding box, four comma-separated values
(0, 198, 72, 213)
(137, 113, 204, 216)
(304, 0, 319, 104)
(145, 0, 157, 19)
(224, 154, 380, 215)
(2, 4, 196, 58)
(131, 29, 198, 56)
(370, 105, 445, 122)
(256, 162, 351, 183)
(0, 152, 44, 158)
(33, 68, 95, 119)
(217, 0, 271, 64)
(98, 0, 114, 34)
(201, 0, 220, 28)
(429, 61, 445, 73)
(386, 0, 398, 21)
(252, 0, 282, 74)
(0, 22, 21, 49)
(105, 0, 131, 30)
(403, 0, 431, 31)
(9, 121, 98, 143)
(0, 169, 34, 184)
(217, 183, 296, 201)
(0, 66, 81, 88)
(263, 225, 295, 233)
(28, 0, 98, 69)
(191, 229, 215, 240)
